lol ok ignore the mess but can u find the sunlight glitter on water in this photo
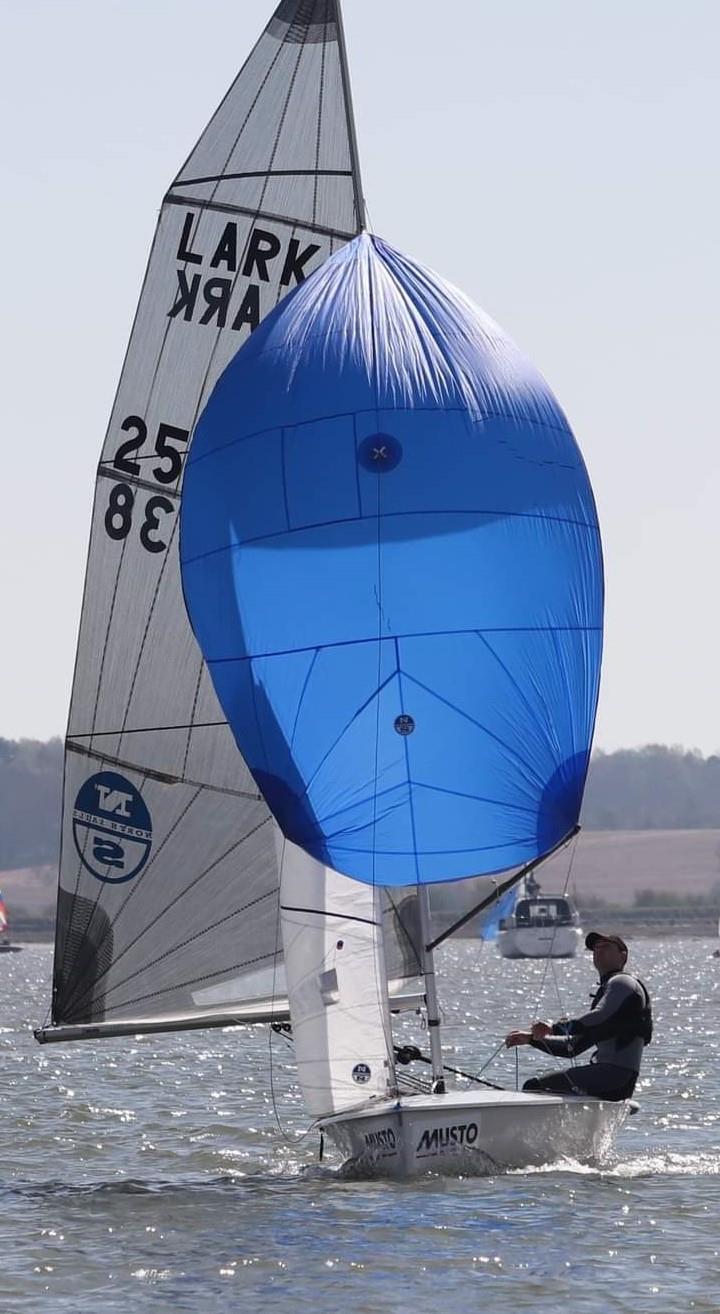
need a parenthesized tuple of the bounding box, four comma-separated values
(2, 941, 720, 1314)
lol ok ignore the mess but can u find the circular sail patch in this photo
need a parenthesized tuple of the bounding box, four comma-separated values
(72, 771, 152, 884)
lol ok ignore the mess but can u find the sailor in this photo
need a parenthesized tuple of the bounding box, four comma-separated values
(505, 931, 652, 1101)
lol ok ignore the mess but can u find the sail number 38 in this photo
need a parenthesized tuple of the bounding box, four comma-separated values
(104, 416, 189, 553)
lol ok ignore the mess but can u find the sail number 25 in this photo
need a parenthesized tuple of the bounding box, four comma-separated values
(103, 416, 189, 553)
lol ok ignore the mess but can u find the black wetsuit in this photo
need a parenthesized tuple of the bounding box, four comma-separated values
(523, 970, 652, 1101)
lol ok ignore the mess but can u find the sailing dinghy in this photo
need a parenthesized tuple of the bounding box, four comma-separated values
(37, 0, 630, 1177)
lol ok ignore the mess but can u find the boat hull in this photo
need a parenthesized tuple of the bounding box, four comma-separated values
(497, 925, 583, 958)
(321, 1088, 628, 1178)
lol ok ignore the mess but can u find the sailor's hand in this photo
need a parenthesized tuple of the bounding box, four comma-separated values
(505, 1030, 532, 1048)
(531, 1021, 553, 1041)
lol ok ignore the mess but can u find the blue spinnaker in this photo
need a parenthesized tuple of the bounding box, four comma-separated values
(180, 234, 603, 886)
(478, 888, 518, 942)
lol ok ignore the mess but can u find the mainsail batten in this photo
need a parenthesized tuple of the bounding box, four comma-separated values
(48, 0, 367, 1038)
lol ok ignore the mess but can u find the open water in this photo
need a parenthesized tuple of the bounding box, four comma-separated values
(2, 938, 718, 1313)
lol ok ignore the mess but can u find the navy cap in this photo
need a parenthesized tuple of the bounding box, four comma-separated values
(585, 930, 628, 954)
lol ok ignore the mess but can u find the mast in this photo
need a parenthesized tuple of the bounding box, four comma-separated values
(417, 886, 445, 1094)
(335, 0, 367, 230)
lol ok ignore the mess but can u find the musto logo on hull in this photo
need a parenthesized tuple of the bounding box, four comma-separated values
(416, 1123, 479, 1156)
(73, 772, 152, 884)
(364, 1128, 397, 1155)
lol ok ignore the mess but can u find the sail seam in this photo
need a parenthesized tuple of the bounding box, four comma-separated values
(164, 195, 357, 240)
(201, 626, 603, 666)
(475, 630, 561, 767)
(186, 408, 578, 466)
(401, 669, 548, 798)
(92, 948, 285, 1019)
(64, 829, 276, 1016)
(182, 508, 600, 565)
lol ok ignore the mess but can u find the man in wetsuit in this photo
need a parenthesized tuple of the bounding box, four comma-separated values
(505, 931, 652, 1101)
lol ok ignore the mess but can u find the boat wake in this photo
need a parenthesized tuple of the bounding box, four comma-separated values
(509, 1149, 720, 1178)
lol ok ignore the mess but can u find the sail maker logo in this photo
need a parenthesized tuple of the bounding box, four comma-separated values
(72, 772, 152, 885)
(167, 211, 323, 335)
(416, 1123, 479, 1156)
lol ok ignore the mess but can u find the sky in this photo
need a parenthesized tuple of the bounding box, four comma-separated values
(1, 0, 718, 752)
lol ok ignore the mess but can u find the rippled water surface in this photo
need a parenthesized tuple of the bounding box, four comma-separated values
(2, 939, 719, 1313)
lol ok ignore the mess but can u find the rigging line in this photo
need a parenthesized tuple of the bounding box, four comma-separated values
(269, 836, 287, 1139)
(549, 839, 581, 1040)
(405, 1050, 504, 1092)
(530, 832, 580, 1063)
(65, 811, 273, 1013)
(474, 1039, 508, 1079)
(426, 826, 580, 952)
(366, 340, 397, 1068)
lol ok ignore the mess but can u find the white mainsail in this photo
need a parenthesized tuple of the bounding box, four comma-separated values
(43, 0, 366, 1040)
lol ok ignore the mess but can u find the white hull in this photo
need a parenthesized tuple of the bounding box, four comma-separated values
(497, 925, 583, 959)
(321, 1088, 629, 1179)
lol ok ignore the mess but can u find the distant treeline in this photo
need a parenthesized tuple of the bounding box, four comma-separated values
(0, 737, 63, 870)
(582, 746, 720, 830)
(1, 738, 719, 873)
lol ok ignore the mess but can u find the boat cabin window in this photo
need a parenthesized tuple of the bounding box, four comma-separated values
(514, 897, 573, 927)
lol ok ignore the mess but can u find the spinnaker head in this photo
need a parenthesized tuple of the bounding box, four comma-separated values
(180, 234, 603, 886)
